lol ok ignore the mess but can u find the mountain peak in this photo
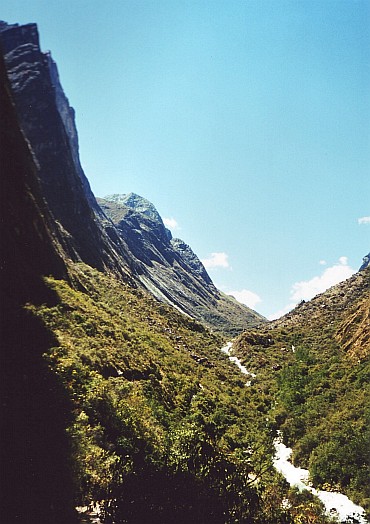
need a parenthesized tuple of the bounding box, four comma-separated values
(104, 193, 164, 225)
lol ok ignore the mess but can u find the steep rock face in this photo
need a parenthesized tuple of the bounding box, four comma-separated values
(99, 194, 265, 335)
(0, 51, 77, 523)
(336, 293, 370, 360)
(360, 252, 370, 271)
(0, 21, 134, 280)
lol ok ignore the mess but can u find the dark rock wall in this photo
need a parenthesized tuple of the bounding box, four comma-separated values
(0, 22, 134, 280)
(0, 51, 77, 523)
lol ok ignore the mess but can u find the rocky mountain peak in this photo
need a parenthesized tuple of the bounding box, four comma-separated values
(104, 192, 172, 241)
(105, 193, 163, 223)
(0, 21, 39, 54)
(99, 194, 265, 334)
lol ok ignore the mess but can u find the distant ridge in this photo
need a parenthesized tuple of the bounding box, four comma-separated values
(99, 194, 265, 335)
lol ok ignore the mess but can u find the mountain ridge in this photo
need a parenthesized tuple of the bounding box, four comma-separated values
(98, 193, 265, 335)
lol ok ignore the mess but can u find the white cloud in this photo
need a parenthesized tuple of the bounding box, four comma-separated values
(268, 303, 296, 321)
(319, 260, 327, 265)
(201, 252, 230, 269)
(269, 256, 356, 320)
(291, 256, 355, 302)
(163, 217, 179, 230)
(228, 289, 262, 309)
(358, 216, 370, 225)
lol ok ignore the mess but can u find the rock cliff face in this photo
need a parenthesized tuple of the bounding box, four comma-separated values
(0, 21, 134, 280)
(0, 21, 264, 335)
(360, 252, 370, 271)
(99, 194, 265, 335)
(0, 50, 77, 524)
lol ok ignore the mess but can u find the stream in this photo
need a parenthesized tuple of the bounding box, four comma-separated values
(221, 341, 256, 386)
(221, 342, 368, 523)
(274, 437, 367, 523)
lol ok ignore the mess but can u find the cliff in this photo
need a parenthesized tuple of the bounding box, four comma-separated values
(0, 50, 77, 524)
(0, 21, 135, 280)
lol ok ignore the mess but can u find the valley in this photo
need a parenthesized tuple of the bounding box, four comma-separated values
(1, 20, 369, 524)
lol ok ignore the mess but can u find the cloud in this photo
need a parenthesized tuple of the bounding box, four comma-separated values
(319, 260, 327, 265)
(268, 303, 296, 321)
(269, 256, 356, 320)
(228, 289, 262, 309)
(358, 216, 370, 225)
(163, 217, 179, 230)
(291, 256, 355, 302)
(201, 252, 230, 270)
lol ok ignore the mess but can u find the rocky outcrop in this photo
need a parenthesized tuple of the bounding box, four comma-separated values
(360, 252, 370, 271)
(99, 195, 265, 335)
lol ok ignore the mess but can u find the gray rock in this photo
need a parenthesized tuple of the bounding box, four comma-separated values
(359, 253, 370, 271)
(99, 195, 266, 335)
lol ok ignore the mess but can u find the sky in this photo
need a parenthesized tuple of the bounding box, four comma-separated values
(2, 0, 369, 319)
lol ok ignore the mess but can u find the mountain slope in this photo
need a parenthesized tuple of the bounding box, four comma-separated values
(99, 194, 265, 335)
(233, 266, 370, 514)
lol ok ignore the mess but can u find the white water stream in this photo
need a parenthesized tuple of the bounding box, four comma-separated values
(274, 437, 367, 523)
(221, 342, 368, 523)
(221, 341, 256, 385)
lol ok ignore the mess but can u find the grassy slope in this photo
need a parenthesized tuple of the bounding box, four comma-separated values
(234, 267, 370, 516)
(28, 262, 341, 523)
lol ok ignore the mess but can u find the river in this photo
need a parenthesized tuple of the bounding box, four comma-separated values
(274, 436, 367, 523)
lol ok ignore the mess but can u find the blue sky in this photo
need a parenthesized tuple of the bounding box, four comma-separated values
(2, 0, 369, 318)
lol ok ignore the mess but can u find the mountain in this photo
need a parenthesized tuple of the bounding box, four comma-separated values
(98, 194, 264, 335)
(0, 21, 264, 336)
(0, 21, 137, 280)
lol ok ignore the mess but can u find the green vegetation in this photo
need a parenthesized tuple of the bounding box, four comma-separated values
(277, 337, 370, 512)
(235, 269, 370, 519)
(26, 263, 283, 522)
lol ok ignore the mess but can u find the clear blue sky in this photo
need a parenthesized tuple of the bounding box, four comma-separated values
(2, 0, 369, 318)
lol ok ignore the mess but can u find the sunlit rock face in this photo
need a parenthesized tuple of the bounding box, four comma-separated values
(99, 194, 266, 335)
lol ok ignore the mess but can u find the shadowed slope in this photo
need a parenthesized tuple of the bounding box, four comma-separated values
(0, 51, 77, 523)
